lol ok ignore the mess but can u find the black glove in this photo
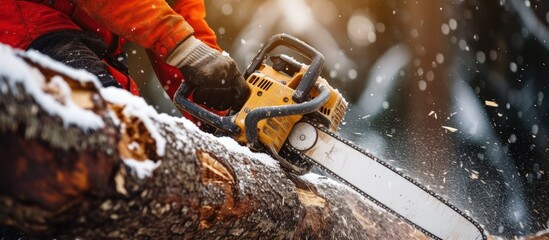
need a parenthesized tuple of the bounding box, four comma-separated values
(28, 30, 122, 89)
(166, 36, 249, 111)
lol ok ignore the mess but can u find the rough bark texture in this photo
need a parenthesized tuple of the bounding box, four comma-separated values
(0, 47, 546, 239)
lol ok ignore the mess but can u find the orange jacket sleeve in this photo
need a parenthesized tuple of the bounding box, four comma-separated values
(171, 0, 221, 51)
(73, 0, 194, 59)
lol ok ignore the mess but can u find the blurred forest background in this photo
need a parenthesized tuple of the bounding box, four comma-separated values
(125, 0, 549, 237)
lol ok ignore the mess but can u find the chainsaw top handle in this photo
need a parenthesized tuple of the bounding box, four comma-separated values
(244, 33, 325, 103)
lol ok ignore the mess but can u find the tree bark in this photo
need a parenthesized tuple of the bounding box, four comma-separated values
(0, 45, 545, 239)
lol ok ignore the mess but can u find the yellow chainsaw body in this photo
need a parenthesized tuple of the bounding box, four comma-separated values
(234, 61, 348, 153)
(173, 34, 348, 160)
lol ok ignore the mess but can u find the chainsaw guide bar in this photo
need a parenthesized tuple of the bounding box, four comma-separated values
(284, 119, 487, 240)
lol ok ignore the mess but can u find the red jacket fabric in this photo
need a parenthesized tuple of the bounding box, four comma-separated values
(1, 1, 81, 50)
(0, 0, 221, 98)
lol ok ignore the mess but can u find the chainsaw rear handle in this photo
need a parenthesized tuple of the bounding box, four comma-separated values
(244, 33, 325, 103)
(173, 82, 241, 135)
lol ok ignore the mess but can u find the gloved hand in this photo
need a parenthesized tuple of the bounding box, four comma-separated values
(166, 36, 250, 111)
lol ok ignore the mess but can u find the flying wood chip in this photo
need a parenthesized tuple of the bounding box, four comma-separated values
(484, 100, 499, 107)
(442, 126, 458, 132)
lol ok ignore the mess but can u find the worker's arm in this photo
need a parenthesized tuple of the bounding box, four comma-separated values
(74, 0, 249, 111)
(147, 0, 223, 99)
(170, 0, 221, 51)
(73, 0, 193, 59)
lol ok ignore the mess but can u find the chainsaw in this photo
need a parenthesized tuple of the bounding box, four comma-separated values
(174, 34, 487, 240)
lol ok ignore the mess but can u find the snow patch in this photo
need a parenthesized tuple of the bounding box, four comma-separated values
(0, 44, 104, 130)
(155, 109, 200, 133)
(123, 158, 162, 179)
(24, 49, 102, 88)
(300, 173, 332, 185)
(217, 136, 279, 168)
(299, 173, 346, 189)
(101, 87, 167, 156)
(101, 84, 275, 167)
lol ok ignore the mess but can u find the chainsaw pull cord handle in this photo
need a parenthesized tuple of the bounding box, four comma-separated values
(173, 81, 241, 135)
(245, 83, 331, 150)
(244, 33, 325, 103)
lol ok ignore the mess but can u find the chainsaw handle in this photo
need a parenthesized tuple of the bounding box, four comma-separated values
(244, 33, 325, 103)
(245, 83, 331, 149)
(173, 82, 240, 135)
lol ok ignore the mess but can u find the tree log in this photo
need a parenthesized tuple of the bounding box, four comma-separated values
(0, 45, 545, 239)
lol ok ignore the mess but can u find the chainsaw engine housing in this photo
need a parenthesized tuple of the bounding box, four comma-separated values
(233, 55, 348, 153)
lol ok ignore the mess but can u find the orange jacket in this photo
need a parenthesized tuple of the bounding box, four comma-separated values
(171, 0, 221, 52)
(74, 0, 220, 58)
(1, 0, 220, 97)
(2, 0, 220, 55)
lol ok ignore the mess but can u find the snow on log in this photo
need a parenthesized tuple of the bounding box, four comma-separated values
(0, 44, 542, 239)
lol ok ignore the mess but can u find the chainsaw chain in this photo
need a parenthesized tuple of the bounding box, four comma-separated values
(283, 119, 487, 240)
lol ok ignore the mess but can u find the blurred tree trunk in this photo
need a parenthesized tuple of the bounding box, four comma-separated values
(0, 46, 431, 239)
